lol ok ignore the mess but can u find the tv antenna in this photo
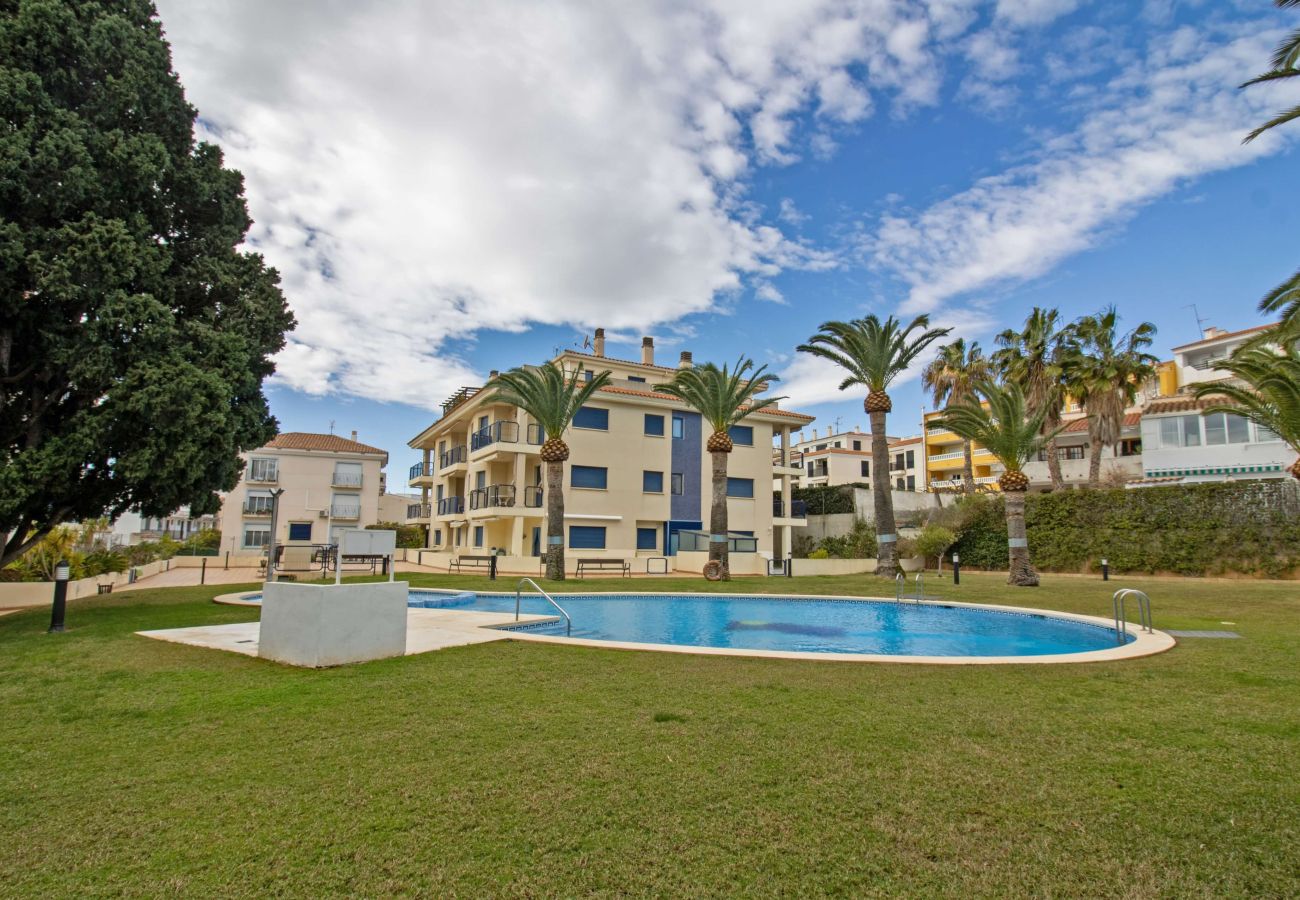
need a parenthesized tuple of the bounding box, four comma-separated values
(1184, 304, 1210, 339)
(328, 419, 335, 434)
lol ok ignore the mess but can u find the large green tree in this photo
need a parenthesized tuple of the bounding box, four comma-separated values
(654, 357, 782, 581)
(994, 308, 1070, 491)
(0, 1, 295, 567)
(798, 315, 951, 578)
(922, 338, 992, 495)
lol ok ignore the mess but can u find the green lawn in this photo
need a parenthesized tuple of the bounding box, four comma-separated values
(1, 572, 1297, 897)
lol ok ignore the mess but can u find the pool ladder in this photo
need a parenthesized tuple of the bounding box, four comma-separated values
(516, 577, 572, 635)
(895, 571, 924, 603)
(1111, 589, 1152, 644)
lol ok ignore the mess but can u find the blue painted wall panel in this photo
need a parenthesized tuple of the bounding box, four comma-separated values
(670, 411, 702, 522)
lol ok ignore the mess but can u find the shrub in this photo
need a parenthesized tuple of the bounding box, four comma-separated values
(792, 484, 855, 515)
(808, 548, 830, 559)
(815, 518, 877, 559)
(368, 522, 426, 549)
(915, 525, 957, 565)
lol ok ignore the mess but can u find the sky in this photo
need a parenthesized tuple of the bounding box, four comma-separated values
(153, 0, 1300, 482)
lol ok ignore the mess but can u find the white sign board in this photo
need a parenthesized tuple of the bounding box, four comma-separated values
(341, 529, 396, 557)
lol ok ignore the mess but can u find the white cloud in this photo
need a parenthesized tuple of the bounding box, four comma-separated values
(865, 25, 1300, 316)
(995, 0, 1083, 28)
(155, 0, 980, 408)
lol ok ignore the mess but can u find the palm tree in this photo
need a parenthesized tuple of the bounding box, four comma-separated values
(1193, 342, 1300, 480)
(1241, 0, 1300, 144)
(922, 339, 992, 494)
(486, 361, 611, 580)
(1062, 308, 1158, 487)
(654, 357, 783, 581)
(798, 315, 951, 577)
(934, 381, 1061, 587)
(994, 308, 1070, 490)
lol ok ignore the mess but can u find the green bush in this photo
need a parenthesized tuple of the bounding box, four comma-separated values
(949, 481, 1300, 577)
(815, 518, 877, 559)
(792, 484, 855, 515)
(808, 548, 830, 560)
(368, 522, 426, 549)
(915, 525, 956, 564)
(81, 548, 127, 577)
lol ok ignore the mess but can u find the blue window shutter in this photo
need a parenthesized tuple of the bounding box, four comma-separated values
(571, 465, 608, 489)
(573, 406, 609, 430)
(644, 414, 665, 436)
(728, 425, 754, 446)
(636, 527, 657, 550)
(569, 526, 607, 549)
(643, 470, 663, 493)
(473, 526, 484, 547)
(726, 477, 754, 498)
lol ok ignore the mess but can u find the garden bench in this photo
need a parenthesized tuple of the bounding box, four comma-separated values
(575, 558, 631, 578)
(449, 555, 495, 574)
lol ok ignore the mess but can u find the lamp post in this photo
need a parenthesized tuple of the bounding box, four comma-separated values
(1101, 557, 1109, 581)
(951, 552, 960, 586)
(265, 488, 286, 583)
(48, 560, 70, 633)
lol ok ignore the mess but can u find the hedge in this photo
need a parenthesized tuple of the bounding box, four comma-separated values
(792, 484, 860, 516)
(948, 481, 1300, 578)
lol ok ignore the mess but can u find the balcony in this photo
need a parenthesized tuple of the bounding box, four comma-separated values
(242, 501, 274, 517)
(439, 445, 468, 470)
(330, 503, 362, 519)
(332, 471, 363, 488)
(409, 461, 429, 480)
(437, 496, 465, 516)
(469, 484, 520, 510)
(245, 471, 278, 484)
(772, 498, 807, 520)
(407, 502, 432, 521)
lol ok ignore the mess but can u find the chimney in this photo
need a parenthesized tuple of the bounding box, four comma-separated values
(488, 369, 499, 380)
(678, 350, 693, 369)
(350, 430, 357, 441)
(593, 328, 605, 357)
(1203, 326, 1224, 340)
(641, 336, 654, 366)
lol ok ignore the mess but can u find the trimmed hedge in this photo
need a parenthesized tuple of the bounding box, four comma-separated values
(792, 484, 860, 516)
(948, 481, 1300, 578)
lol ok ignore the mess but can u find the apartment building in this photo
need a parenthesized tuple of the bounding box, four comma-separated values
(886, 436, 924, 492)
(784, 426, 885, 488)
(924, 410, 1003, 492)
(407, 332, 815, 570)
(217, 432, 389, 553)
(1139, 324, 1293, 483)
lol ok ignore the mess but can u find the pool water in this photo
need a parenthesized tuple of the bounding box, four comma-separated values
(416, 590, 1128, 657)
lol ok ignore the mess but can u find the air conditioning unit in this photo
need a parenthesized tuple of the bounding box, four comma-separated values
(319, 510, 330, 518)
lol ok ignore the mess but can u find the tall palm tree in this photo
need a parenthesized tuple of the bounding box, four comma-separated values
(654, 357, 783, 581)
(922, 339, 992, 494)
(994, 307, 1070, 490)
(1241, 0, 1300, 144)
(1194, 343, 1300, 480)
(1062, 308, 1158, 487)
(486, 361, 611, 580)
(798, 315, 951, 577)
(935, 381, 1061, 587)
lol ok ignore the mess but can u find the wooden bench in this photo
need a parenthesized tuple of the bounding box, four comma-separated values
(575, 558, 631, 578)
(449, 555, 496, 574)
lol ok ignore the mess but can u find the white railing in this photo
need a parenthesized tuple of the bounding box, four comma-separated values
(928, 448, 992, 462)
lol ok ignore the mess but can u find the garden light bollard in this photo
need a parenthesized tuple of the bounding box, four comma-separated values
(48, 559, 70, 634)
(952, 553, 960, 586)
(200, 557, 206, 586)
(786, 552, 793, 578)
(1101, 558, 1109, 581)
(489, 554, 498, 581)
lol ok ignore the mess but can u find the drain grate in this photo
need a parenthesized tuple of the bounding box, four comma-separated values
(1166, 630, 1240, 638)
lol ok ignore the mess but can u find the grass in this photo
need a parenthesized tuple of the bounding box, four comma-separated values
(1, 571, 1297, 896)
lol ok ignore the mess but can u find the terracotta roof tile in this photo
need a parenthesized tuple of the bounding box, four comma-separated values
(1142, 396, 1233, 415)
(1061, 412, 1141, 433)
(266, 432, 388, 456)
(595, 385, 816, 420)
(1170, 323, 1276, 352)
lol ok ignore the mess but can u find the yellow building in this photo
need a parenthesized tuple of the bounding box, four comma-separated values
(407, 333, 815, 574)
(923, 410, 1002, 493)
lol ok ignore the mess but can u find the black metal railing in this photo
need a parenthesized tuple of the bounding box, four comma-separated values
(409, 461, 428, 480)
(330, 503, 361, 519)
(469, 484, 517, 509)
(242, 501, 274, 516)
(470, 420, 520, 451)
(523, 485, 543, 507)
(437, 496, 465, 516)
(439, 445, 467, 469)
(772, 499, 808, 520)
(527, 423, 545, 445)
(332, 471, 363, 487)
(407, 502, 431, 519)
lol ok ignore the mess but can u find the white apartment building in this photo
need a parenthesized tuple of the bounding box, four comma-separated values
(407, 333, 815, 571)
(217, 432, 390, 553)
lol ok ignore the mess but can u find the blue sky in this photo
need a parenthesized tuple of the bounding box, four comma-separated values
(155, 0, 1299, 480)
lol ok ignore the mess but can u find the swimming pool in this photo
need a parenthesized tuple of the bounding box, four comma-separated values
(222, 588, 1150, 660)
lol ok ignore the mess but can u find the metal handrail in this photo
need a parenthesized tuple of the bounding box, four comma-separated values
(516, 577, 572, 636)
(895, 571, 905, 603)
(1112, 588, 1152, 644)
(914, 572, 924, 603)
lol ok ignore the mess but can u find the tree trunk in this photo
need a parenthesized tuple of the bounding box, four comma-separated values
(1044, 435, 1065, 490)
(1005, 490, 1039, 586)
(870, 408, 898, 577)
(544, 459, 565, 580)
(709, 450, 730, 580)
(961, 440, 975, 494)
(1087, 429, 1102, 487)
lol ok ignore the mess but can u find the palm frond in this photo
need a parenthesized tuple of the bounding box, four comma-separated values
(798, 315, 951, 395)
(1244, 102, 1300, 143)
(654, 356, 785, 432)
(933, 380, 1062, 473)
(1193, 344, 1300, 454)
(485, 360, 612, 436)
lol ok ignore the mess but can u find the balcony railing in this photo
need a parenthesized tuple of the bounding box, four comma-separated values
(242, 501, 274, 516)
(439, 445, 467, 469)
(772, 449, 804, 468)
(409, 461, 429, 480)
(330, 503, 361, 519)
(469, 484, 517, 509)
(407, 502, 432, 519)
(523, 485, 543, 507)
(332, 471, 363, 487)
(526, 423, 545, 445)
(772, 498, 807, 520)
(470, 420, 520, 451)
(246, 469, 278, 484)
(437, 496, 465, 516)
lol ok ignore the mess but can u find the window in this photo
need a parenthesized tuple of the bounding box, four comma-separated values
(455, 529, 462, 546)
(1119, 438, 1142, 457)
(333, 461, 362, 487)
(1180, 414, 1202, 447)
(573, 406, 608, 430)
(473, 526, 484, 547)
(1159, 417, 1180, 448)
(906, 450, 915, 468)
(1058, 445, 1086, 460)
(434, 529, 442, 545)
(248, 457, 278, 482)
(1205, 412, 1249, 444)
(728, 425, 754, 446)
(643, 470, 664, 493)
(816, 443, 827, 451)
(288, 522, 312, 542)
(1256, 423, 1282, 443)
(242, 525, 270, 549)
(726, 477, 754, 498)
(907, 475, 916, 491)
(671, 473, 684, 495)
(644, 414, 665, 437)
(896, 478, 905, 491)
(628, 375, 646, 383)
(244, 493, 274, 514)
(672, 416, 684, 439)
(571, 465, 608, 489)
(833, 441, 841, 448)
(636, 527, 657, 550)
(569, 526, 606, 549)
(860, 461, 870, 477)
(852, 440, 862, 451)
(583, 370, 593, 382)
(1159, 415, 1202, 448)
